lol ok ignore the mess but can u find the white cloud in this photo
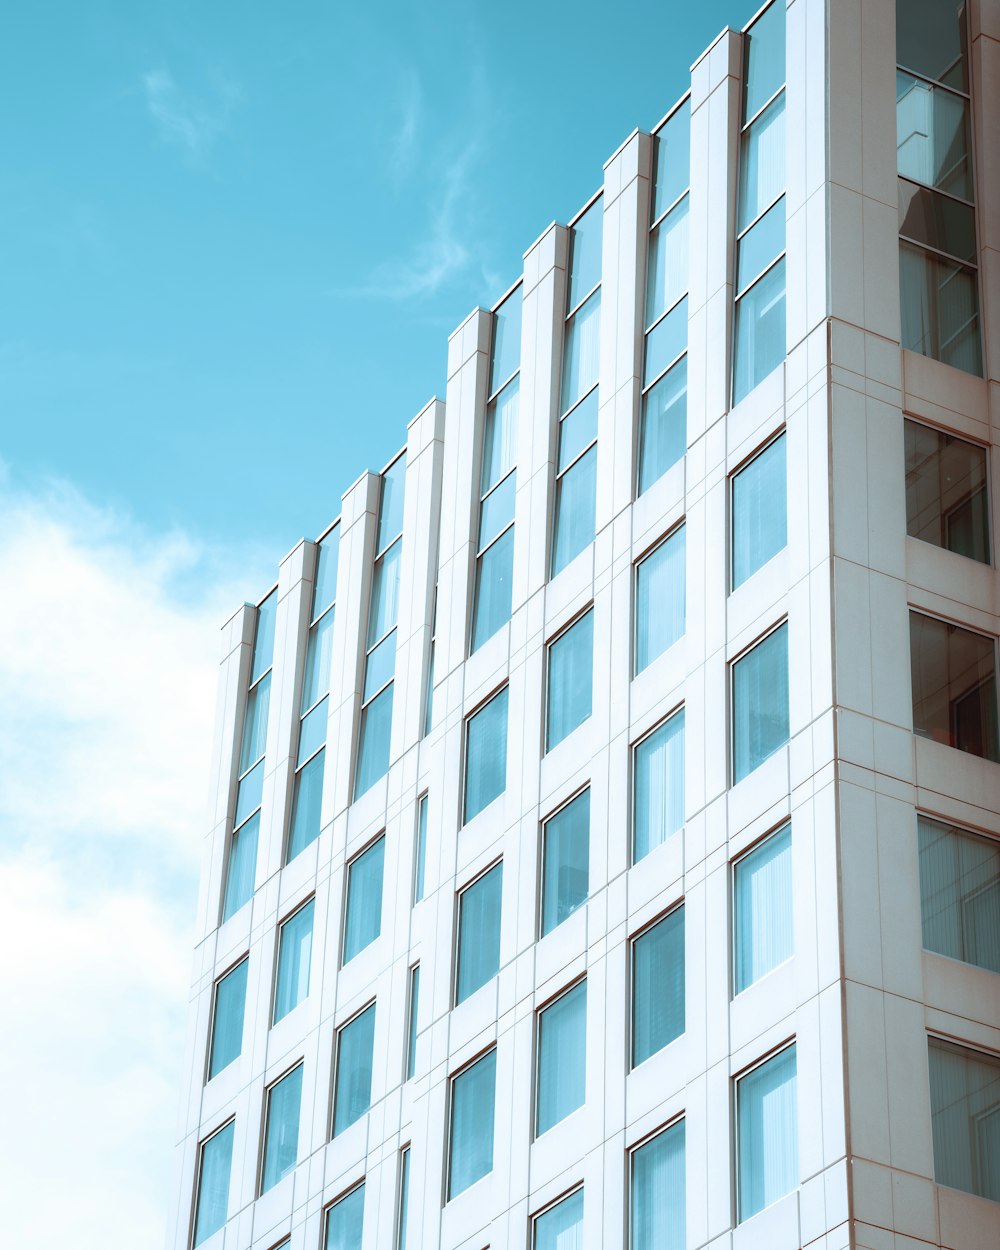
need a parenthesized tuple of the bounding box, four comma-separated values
(0, 478, 260, 1249)
(142, 66, 241, 161)
(388, 68, 423, 184)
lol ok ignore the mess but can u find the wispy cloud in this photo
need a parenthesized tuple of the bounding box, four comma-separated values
(388, 69, 422, 184)
(142, 66, 241, 162)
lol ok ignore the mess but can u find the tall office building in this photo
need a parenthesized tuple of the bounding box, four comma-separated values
(168, 0, 1000, 1246)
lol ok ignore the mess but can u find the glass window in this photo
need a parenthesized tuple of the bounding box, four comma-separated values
(239, 671, 271, 774)
(456, 862, 503, 1004)
(733, 257, 786, 404)
(737, 100, 785, 233)
(208, 957, 248, 1080)
(473, 527, 515, 652)
(355, 685, 394, 798)
(630, 1120, 685, 1250)
(633, 711, 685, 862)
(567, 198, 603, 310)
(491, 285, 522, 393)
(414, 793, 428, 903)
(251, 590, 278, 685)
(223, 811, 260, 921)
(233, 757, 264, 828)
(406, 964, 420, 1080)
(737, 1045, 797, 1220)
(652, 99, 690, 221)
(397, 1149, 410, 1250)
(448, 1048, 496, 1199)
(734, 824, 793, 993)
(261, 1064, 303, 1193)
(639, 356, 687, 494)
(897, 0, 969, 91)
(552, 445, 598, 576)
(646, 197, 689, 327)
(533, 1189, 584, 1250)
(286, 747, 325, 862)
(301, 610, 335, 714)
(464, 687, 508, 822)
(193, 1121, 234, 1246)
(896, 71, 972, 200)
(904, 420, 990, 561)
(899, 178, 976, 261)
(632, 907, 684, 1067)
(326, 1182, 365, 1250)
(343, 836, 385, 964)
(636, 528, 685, 673)
(273, 899, 314, 1024)
(733, 624, 790, 782)
(918, 815, 1000, 974)
(732, 434, 787, 588)
(928, 1037, 1000, 1203)
(909, 612, 999, 761)
(547, 610, 594, 750)
(541, 790, 590, 936)
(378, 455, 407, 553)
(899, 242, 982, 376)
(743, 0, 786, 118)
(312, 525, 340, 617)
(536, 981, 587, 1135)
(333, 1003, 376, 1136)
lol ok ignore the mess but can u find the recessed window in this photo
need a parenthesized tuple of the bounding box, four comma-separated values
(343, 836, 385, 964)
(736, 1044, 798, 1221)
(731, 433, 786, 588)
(536, 981, 587, 1136)
(630, 1120, 685, 1250)
(464, 687, 509, 822)
(632, 907, 684, 1067)
(286, 748, 325, 863)
(732, 623, 790, 782)
(455, 862, 503, 1005)
(541, 789, 590, 937)
(193, 1121, 234, 1246)
(272, 899, 314, 1025)
(325, 1182, 365, 1250)
(533, 1188, 583, 1249)
(918, 815, 1000, 974)
(633, 709, 685, 862)
(734, 824, 793, 994)
(928, 1037, 1000, 1203)
(208, 956, 248, 1080)
(635, 527, 685, 673)
(909, 611, 999, 761)
(448, 1048, 497, 1200)
(405, 964, 420, 1081)
(904, 420, 990, 562)
(260, 1063, 303, 1193)
(546, 610, 594, 750)
(333, 1003, 376, 1136)
(413, 792, 428, 903)
(397, 1148, 411, 1250)
(222, 811, 260, 922)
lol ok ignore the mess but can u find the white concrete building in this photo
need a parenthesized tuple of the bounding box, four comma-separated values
(168, 0, 1000, 1246)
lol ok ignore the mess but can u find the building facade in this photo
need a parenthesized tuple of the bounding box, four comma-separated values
(168, 0, 1000, 1247)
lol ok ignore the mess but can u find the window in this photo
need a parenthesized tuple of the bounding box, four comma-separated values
(397, 1148, 411, 1250)
(326, 1183, 365, 1250)
(897, 0, 982, 374)
(732, 1, 786, 404)
(260, 1064, 303, 1193)
(904, 420, 990, 562)
(541, 789, 590, 936)
(333, 1002, 376, 1136)
(632, 907, 684, 1067)
(286, 746, 325, 863)
(635, 527, 685, 672)
(343, 836, 385, 964)
(552, 197, 602, 576)
(272, 898, 314, 1024)
(533, 1189, 583, 1250)
(455, 862, 503, 1004)
(536, 981, 587, 1135)
(639, 100, 690, 494)
(630, 1120, 685, 1250)
(928, 1037, 1000, 1203)
(424, 583, 437, 736)
(633, 710, 685, 862)
(473, 285, 521, 651)
(222, 589, 277, 920)
(464, 686, 508, 822)
(448, 1048, 497, 1199)
(736, 1044, 798, 1221)
(546, 610, 594, 750)
(356, 455, 406, 797)
(909, 611, 999, 761)
(734, 824, 793, 993)
(732, 623, 789, 781)
(208, 956, 248, 1080)
(732, 433, 786, 588)
(406, 964, 420, 1080)
(193, 1121, 234, 1246)
(918, 815, 1000, 974)
(414, 793, 428, 902)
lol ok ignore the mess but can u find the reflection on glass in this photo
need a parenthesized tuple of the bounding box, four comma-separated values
(534, 1189, 584, 1250)
(732, 434, 787, 587)
(547, 610, 594, 751)
(909, 611, 998, 761)
(733, 258, 786, 403)
(464, 688, 508, 822)
(240, 672, 271, 773)
(448, 1049, 496, 1199)
(333, 1003, 376, 1135)
(567, 198, 603, 309)
(287, 748, 325, 860)
(652, 101, 691, 221)
(552, 446, 598, 575)
(456, 863, 503, 1003)
(646, 197, 689, 326)
(536, 982, 586, 1135)
(636, 528, 685, 672)
(472, 527, 514, 652)
(639, 357, 687, 494)
(738, 95, 785, 231)
(209, 957, 248, 1079)
(928, 1038, 1000, 1203)
(223, 812, 259, 920)
(896, 71, 971, 200)
(273, 899, 314, 1023)
(634, 711, 685, 861)
(355, 685, 393, 798)
(743, 0, 785, 118)
(737, 1046, 797, 1220)
(899, 242, 982, 375)
(631, 1121, 685, 1250)
(194, 1123, 234, 1245)
(542, 790, 590, 936)
(343, 836, 385, 964)
(326, 1183, 365, 1250)
(904, 420, 989, 561)
(918, 815, 1000, 974)
(734, 824, 793, 992)
(261, 1064, 303, 1193)
(632, 908, 684, 1066)
(733, 624, 790, 781)
(897, 0, 968, 91)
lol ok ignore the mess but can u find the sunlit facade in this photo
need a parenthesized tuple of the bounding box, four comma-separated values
(169, 0, 1000, 1247)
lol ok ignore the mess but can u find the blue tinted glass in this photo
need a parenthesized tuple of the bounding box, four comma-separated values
(472, 528, 515, 652)
(738, 94, 785, 232)
(737, 1046, 797, 1219)
(732, 435, 787, 588)
(547, 611, 594, 751)
(491, 285, 522, 394)
(456, 863, 503, 1003)
(355, 685, 393, 798)
(478, 471, 516, 549)
(743, 0, 786, 119)
(558, 387, 599, 473)
(368, 539, 401, 646)
(552, 446, 597, 576)
(733, 258, 786, 403)
(273, 899, 314, 1023)
(631, 1122, 685, 1250)
(634, 712, 685, 861)
(737, 196, 785, 292)
(222, 812, 259, 920)
(343, 837, 385, 963)
(568, 197, 603, 309)
(535, 1189, 584, 1249)
(482, 377, 519, 493)
(234, 757, 264, 827)
(239, 671, 271, 774)
(251, 591, 277, 684)
(632, 908, 684, 1066)
(414, 795, 428, 902)
(652, 100, 691, 221)
(363, 629, 397, 701)
(261, 1065, 303, 1192)
(636, 528, 685, 672)
(639, 357, 687, 494)
(896, 71, 972, 200)
(734, 824, 793, 992)
(536, 982, 586, 1134)
(378, 455, 406, 552)
(194, 1123, 234, 1245)
(398, 1150, 410, 1250)
(301, 608, 335, 713)
(733, 624, 790, 781)
(209, 957, 248, 1078)
(542, 790, 590, 935)
(897, 0, 969, 91)
(287, 748, 325, 861)
(646, 197, 689, 328)
(326, 1183, 365, 1250)
(334, 1004, 376, 1135)
(313, 526, 340, 619)
(297, 695, 328, 766)
(644, 296, 687, 385)
(561, 291, 601, 413)
(406, 965, 420, 1080)
(449, 1050, 496, 1199)
(464, 688, 508, 822)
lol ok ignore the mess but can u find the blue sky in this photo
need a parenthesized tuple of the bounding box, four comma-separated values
(0, 2, 760, 1245)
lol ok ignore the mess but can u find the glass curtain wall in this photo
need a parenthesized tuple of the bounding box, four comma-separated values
(639, 100, 690, 494)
